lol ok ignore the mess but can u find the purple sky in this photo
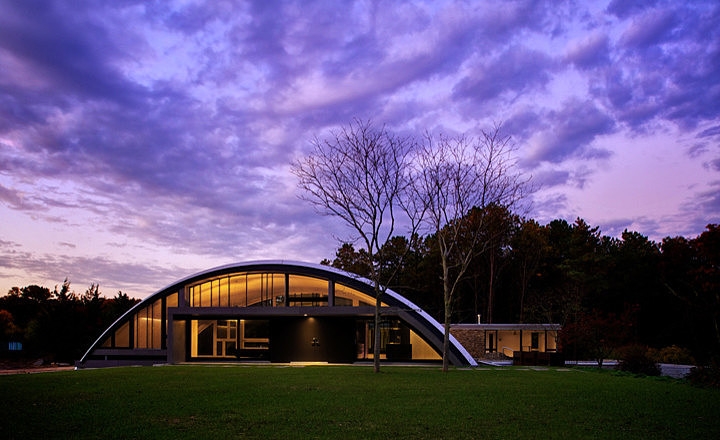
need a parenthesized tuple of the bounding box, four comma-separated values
(1, 0, 719, 298)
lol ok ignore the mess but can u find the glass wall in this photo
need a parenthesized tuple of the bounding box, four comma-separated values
(134, 298, 162, 349)
(187, 272, 384, 308)
(356, 318, 440, 361)
(287, 275, 328, 306)
(189, 273, 285, 307)
(190, 319, 269, 359)
(335, 282, 381, 306)
(101, 320, 131, 348)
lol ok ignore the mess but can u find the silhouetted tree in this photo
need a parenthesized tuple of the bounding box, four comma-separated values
(410, 125, 528, 371)
(560, 307, 637, 366)
(510, 218, 549, 322)
(324, 243, 372, 278)
(693, 224, 720, 355)
(293, 119, 421, 373)
(1, 282, 140, 363)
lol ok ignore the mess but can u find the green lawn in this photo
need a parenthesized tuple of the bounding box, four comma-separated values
(1, 365, 718, 439)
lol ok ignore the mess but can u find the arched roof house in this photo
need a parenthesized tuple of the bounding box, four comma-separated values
(78, 261, 476, 368)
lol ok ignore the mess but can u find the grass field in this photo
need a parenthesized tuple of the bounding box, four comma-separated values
(1, 364, 718, 439)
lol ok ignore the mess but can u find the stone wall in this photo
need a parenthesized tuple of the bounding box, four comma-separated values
(450, 328, 484, 359)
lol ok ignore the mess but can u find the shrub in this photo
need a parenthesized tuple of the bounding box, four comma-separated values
(647, 345, 695, 365)
(617, 345, 660, 376)
(687, 359, 720, 388)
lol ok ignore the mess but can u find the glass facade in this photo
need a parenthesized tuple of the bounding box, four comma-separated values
(190, 319, 270, 359)
(82, 263, 464, 368)
(134, 298, 162, 349)
(287, 275, 328, 306)
(186, 272, 382, 308)
(189, 273, 286, 307)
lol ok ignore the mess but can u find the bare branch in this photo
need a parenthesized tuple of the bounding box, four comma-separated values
(408, 123, 530, 371)
(292, 119, 420, 373)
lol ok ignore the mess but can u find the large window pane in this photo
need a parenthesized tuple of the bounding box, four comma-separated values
(335, 283, 383, 307)
(152, 299, 162, 348)
(270, 273, 286, 307)
(218, 277, 229, 307)
(189, 273, 286, 308)
(288, 275, 328, 306)
(166, 292, 178, 334)
(114, 321, 130, 348)
(229, 275, 247, 307)
(211, 279, 220, 307)
(133, 299, 162, 349)
(246, 274, 264, 306)
(201, 282, 211, 306)
(134, 306, 147, 348)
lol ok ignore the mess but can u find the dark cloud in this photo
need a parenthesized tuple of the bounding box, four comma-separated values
(618, 8, 678, 48)
(564, 33, 610, 70)
(532, 170, 571, 188)
(694, 181, 720, 218)
(698, 125, 720, 139)
(527, 100, 616, 165)
(530, 192, 570, 223)
(478, 0, 573, 38)
(1, 0, 718, 294)
(606, 0, 660, 19)
(0, 1, 147, 105)
(707, 158, 720, 172)
(504, 109, 545, 147)
(589, 2, 720, 132)
(676, 180, 720, 239)
(0, 237, 187, 296)
(453, 45, 556, 102)
(598, 218, 637, 238)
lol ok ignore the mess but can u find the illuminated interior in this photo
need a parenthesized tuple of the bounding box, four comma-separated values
(79, 262, 473, 368)
(186, 273, 388, 308)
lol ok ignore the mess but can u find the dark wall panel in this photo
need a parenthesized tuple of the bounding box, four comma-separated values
(270, 317, 355, 363)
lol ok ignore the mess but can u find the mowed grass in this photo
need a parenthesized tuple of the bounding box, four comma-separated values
(1, 365, 718, 439)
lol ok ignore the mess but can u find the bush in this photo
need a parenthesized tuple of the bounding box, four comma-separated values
(647, 345, 695, 365)
(687, 359, 720, 388)
(617, 345, 660, 376)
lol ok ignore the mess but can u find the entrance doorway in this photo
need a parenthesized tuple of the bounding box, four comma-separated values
(270, 317, 355, 363)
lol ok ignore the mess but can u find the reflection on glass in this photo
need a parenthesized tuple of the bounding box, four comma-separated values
(335, 283, 384, 307)
(115, 321, 130, 348)
(190, 319, 268, 359)
(187, 273, 386, 309)
(288, 275, 328, 306)
(189, 273, 287, 308)
(133, 299, 162, 349)
(229, 275, 246, 306)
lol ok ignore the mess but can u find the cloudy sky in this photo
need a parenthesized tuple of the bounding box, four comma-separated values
(1, 0, 718, 298)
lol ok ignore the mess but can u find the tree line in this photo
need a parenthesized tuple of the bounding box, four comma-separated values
(293, 119, 528, 371)
(292, 119, 718, 370)
(321, 213, 719, 365)
(3, 119, 717, 369)
(0, 280, 139, 363)
(0, 221, 716, 365)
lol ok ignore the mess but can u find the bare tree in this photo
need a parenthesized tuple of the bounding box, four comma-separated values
(411, 124, 528, 371)
(292, 119, 420, 373)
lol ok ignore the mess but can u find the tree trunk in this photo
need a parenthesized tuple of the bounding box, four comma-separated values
(373, 285, 381, 373)
(519, 261, 527, 323)
(487, 250, 495, 324)
(442, 253, 451, 372)
(443, 298, 451, 372)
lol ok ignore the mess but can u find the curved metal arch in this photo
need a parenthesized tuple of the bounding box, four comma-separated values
(79, 260, 476, 367)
